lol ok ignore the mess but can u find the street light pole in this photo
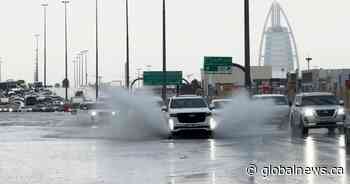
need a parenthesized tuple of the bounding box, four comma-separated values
(77, 54, 81, 87)
(162, 0, 167, 101)
(72, 59, 76, 88)
(125, 0, 130, 88)
(244, 0, 251, 89)
(80, 53, 84, 86)
(306, 57, 312, 71)
(34, 34, 40, 83)
(75, 57, 78, 88)
(95, 0, 99, 100)
(42, 3, 48, 87)
(81, 50, 88, 86)
(62, 0, 69, 101)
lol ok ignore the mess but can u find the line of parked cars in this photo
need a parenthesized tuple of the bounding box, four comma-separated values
(0, 88, 66, 112)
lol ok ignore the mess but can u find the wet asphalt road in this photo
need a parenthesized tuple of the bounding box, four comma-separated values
(0, 112, 349, 184)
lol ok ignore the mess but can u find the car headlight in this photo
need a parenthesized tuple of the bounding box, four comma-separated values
(303, 108, 315, 117)
(338, 108, 345, 115)
(111, 111, 116, 116)
(91, 111, 97, 116)
(210, 118, 217, 130)
(9, 108, 13, 112)
(168, 119, 174, 131)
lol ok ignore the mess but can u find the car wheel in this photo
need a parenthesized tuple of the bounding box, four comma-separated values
(168, 132, 175, 139)
(300, 118, 308, 136)
(207, 131, 214, 139)
(302, 126, 309, 136)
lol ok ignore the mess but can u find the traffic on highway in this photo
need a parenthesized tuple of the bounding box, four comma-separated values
(1, 0, 350, 183)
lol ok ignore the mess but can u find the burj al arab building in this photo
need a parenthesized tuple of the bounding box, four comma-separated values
(258, 1, 300, 79)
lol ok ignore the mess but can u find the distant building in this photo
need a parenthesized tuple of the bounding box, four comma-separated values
(201, 65, 273, 97)
(258, 1, 299, 79)
(301, 69, 350, 93)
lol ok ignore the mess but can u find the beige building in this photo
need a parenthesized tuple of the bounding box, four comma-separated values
(201, 65, 272, 97)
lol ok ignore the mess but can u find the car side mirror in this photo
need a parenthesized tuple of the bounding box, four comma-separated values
(339, 100, 345, 106)
(161, 106, 168, 112)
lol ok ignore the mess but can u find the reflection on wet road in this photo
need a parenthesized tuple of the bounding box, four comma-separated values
(0, 113, 349, 183)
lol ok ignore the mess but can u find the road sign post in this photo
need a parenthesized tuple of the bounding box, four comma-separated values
(203, 57, 232, 98)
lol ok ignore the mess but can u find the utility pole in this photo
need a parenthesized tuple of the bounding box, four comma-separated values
(80, 53, 84, 86)
(81, 50, 88, 86)
(125, 0, 130, 88)
(42, 3, 48, 87)
(244, 0, 251, 89)
(72, 59, 76, 88)
(162, 0, 167, 101)
(34, 34, 40, 83)
(95, 0, 99, 100)
(77, 54, 81, 87)
(62, 0, 70, 102)
(75, 57, 78, 88)
(306, 57, 312, 71)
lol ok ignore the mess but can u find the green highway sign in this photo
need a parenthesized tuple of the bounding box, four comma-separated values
(204, 56, 232, 73)
(143, 71, 183, 86)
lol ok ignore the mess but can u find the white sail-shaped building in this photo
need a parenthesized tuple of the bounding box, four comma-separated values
(258, 1, 299, 79)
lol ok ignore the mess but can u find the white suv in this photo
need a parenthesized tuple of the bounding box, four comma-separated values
(163, 95, 217, 137)
(290, 92, 346, 135)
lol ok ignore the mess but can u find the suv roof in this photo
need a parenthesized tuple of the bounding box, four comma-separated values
(297, 92, 334, 97)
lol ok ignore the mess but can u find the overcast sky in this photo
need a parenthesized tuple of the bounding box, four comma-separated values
(0, 0, 350, 84)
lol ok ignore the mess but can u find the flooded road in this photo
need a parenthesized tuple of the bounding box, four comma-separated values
(0, 112, 349, 184)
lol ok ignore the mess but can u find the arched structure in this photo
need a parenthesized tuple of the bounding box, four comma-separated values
(232, 63, 246, 73)
(130, 78, 190, 89)
(258, 1, 299, 78)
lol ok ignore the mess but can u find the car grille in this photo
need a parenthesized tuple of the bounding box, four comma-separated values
(316, 109, 335, 117)
(177, 113, 206, 123)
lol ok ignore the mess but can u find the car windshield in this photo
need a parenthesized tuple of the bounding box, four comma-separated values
(170, 98, 207, 109)
(301, 95, 339, 106)
(254, 96, 288, 105)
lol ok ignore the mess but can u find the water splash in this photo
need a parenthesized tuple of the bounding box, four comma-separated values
(214, 92, 278, 138)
